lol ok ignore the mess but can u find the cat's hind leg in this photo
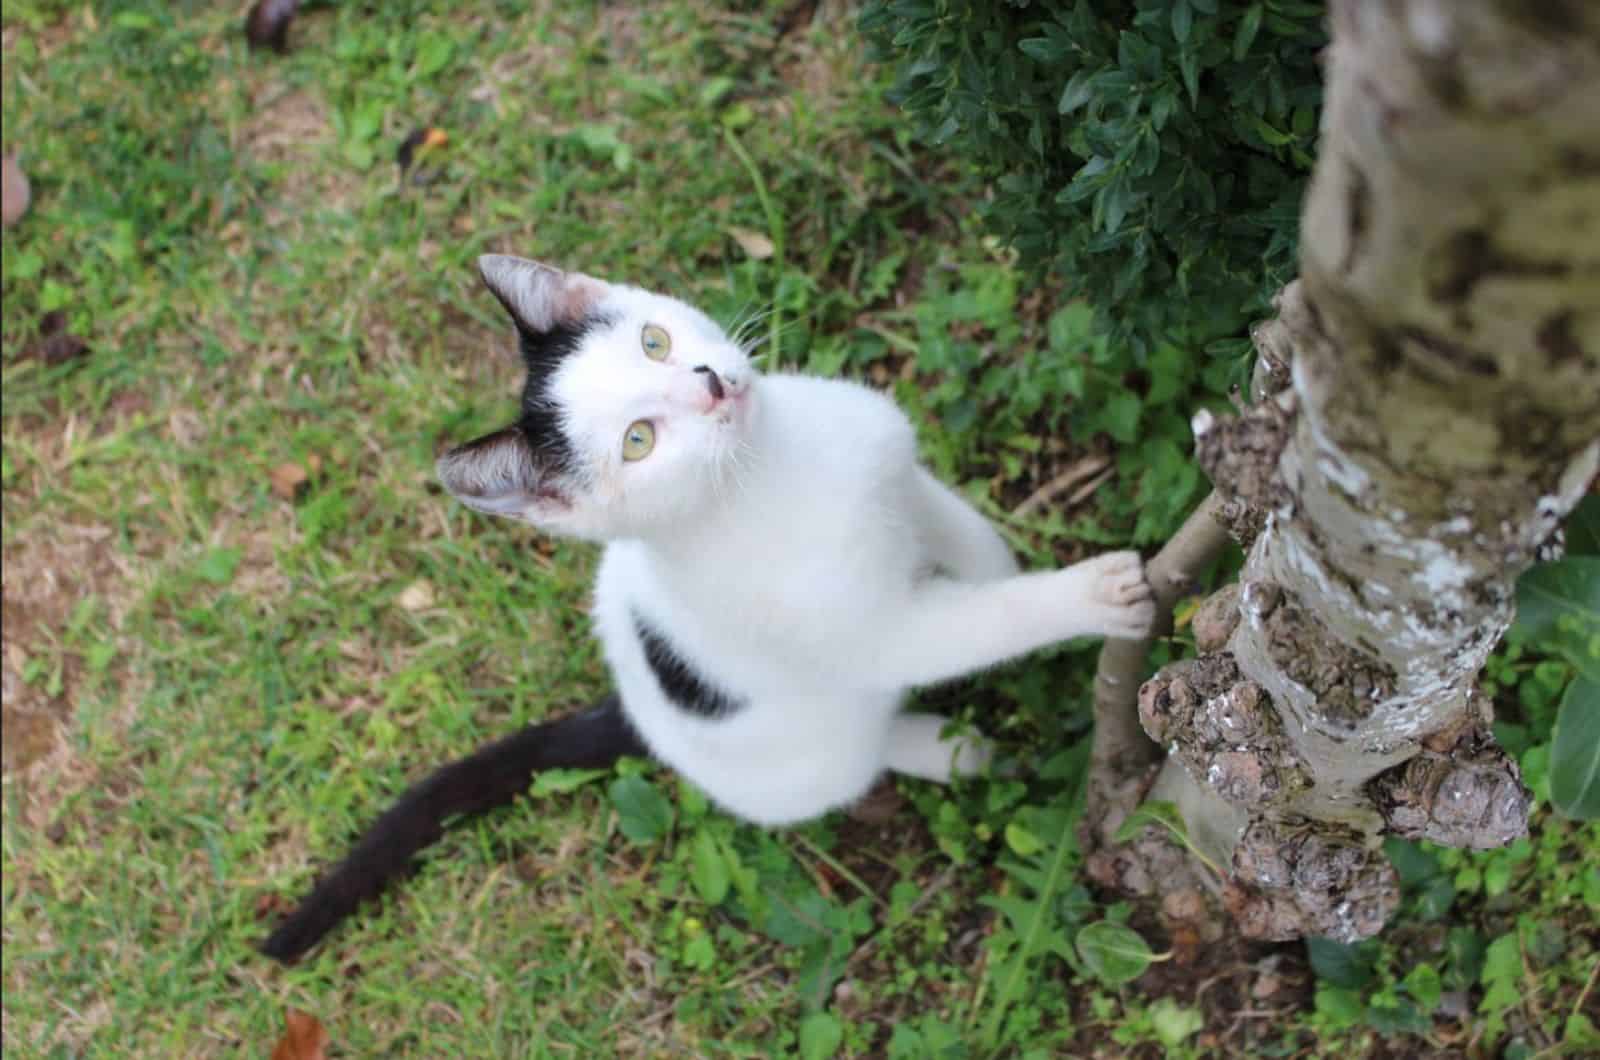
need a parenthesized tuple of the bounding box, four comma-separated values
(884, 713, 993, 782)
(909, 467, 1020, 582)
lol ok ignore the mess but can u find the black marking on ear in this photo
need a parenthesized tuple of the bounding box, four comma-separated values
(514, 312, 615, 475)
(632, 611, 747, 720)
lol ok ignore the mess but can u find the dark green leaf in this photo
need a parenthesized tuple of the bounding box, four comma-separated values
(1058, 69, 1095, 114)
(608, 775, 674, 843)
(1551, 673, 1600, 820)
(1565, 494, 1600, 555)
(1233, 4, 1264, 61)
(1178, 46, 1200, 104)
(1306, 936, 1379, 989)
(1018, 37, 1062, 63)
(1171, 0, 1193, 44)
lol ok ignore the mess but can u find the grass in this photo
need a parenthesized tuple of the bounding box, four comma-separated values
(2, 1, 1595, 1057)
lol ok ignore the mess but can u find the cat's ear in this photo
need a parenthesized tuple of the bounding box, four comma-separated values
(477, 255, 607, 335)
(436, 426, 568, 522)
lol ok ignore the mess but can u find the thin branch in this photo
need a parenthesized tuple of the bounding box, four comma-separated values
(1089, 490, 1231, 777)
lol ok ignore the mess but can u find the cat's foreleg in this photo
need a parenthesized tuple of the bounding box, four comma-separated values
(909, 468, 1020, 581)
(885, 712, 993, 781)
(879, 550, 1154, 688)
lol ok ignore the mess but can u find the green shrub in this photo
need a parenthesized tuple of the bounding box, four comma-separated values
(861, 0, 1326, 369)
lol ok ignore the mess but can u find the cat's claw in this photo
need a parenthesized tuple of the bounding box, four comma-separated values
(1083, 550, 1156, 638)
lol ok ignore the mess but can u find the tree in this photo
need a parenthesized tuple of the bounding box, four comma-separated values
(1086, 0, 1600, 941)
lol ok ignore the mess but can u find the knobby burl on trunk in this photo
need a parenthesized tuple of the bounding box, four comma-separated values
(1085, 0, 1600, 943)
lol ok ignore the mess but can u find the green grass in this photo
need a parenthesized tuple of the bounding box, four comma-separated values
(3, 2, 1595, 1057)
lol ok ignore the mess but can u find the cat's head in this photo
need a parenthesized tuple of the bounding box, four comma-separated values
(437, 255, 758, 540)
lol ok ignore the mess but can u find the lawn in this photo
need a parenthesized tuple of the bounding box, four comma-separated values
(2, 1, 1595, 1057)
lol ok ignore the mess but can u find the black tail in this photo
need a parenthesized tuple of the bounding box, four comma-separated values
(260, 693, 645, 963)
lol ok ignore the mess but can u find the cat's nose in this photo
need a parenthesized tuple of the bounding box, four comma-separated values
(693, 365, 726, 402)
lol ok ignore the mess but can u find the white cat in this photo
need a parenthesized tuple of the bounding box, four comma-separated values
(261, 255, 1153, 962)
(439, 255, 1155, 825)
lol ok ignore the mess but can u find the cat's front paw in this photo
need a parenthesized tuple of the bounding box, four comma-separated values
(1078, 550, 1155, 638)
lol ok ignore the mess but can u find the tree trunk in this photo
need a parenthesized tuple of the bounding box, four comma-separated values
(1087, 0, 1600, 942)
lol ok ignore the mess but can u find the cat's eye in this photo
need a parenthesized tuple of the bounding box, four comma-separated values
(641, 324, 671, 361)
(622, 420, 656, 461)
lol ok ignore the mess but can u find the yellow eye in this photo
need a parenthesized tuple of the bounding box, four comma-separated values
(622, 420, 656, 461)
(641, 324, 671, 361)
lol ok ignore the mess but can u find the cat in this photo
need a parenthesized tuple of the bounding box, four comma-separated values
(260, 255, 1154, 962)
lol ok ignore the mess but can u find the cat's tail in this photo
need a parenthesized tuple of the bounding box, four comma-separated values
(260, 693, 646, 964)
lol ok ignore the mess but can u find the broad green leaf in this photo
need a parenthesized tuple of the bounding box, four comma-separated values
(195, 548, 240, 585)
(414, 32, 454, 77)
(1149, 997, 1202, 1048)
(530, 768, 609, 797)
(1513, 557, 1600, 641)
(1480, 932, 1522, 989)
(608, 775, 673, 843)
(799, 1012, 843, 1060)
(1004, 821, 1043, 857)
(690, 829, 730, 905)
(1113, 799, 1187, 844)
(1314, 985, 1364, 1029)
(1113, 799, 1223, 875)
(1403, 962, 1442, 1012)
(1075, 921, 1154, 985)
(1551, 673, 1600, 819)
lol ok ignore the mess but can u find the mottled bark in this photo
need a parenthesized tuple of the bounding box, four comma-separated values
(1089, 0, 1600, 942)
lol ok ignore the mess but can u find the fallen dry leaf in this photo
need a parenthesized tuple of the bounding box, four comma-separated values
(2, 154, 29, 228)
(727, 227, 775, 260)
(24, 311, 90, 366)
(268, 462, 309, 501)
(246, 0, 300, 53)
(254, 892, 293, 921)
(396, 126, 449, 176)
(270, 1009, 328, 1060)
(397, 580, 435, 612)
(847, 778, 907, 826)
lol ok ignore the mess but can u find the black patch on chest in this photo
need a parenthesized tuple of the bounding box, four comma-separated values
(513, 313, 614, 475)
(632, 611, 746, 720)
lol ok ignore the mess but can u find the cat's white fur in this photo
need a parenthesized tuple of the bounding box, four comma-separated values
(440, 256, 1155, 827)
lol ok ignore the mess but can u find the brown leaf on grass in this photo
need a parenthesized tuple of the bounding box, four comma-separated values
(254, 892, 293, 921)
(847, 778, 906, 826)
(270, 1009, 328, 1060)
(727, 227, 775, 260)
(396, 126, 449, 175)
(268, 462, 310, 501)
(24, 311, 90, 366)
(397, 580, 435, 612)
(2, 154, 29, 228)
(245, 0, 300, 53)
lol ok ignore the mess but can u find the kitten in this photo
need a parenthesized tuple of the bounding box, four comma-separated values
(261, 256, 1154, 961)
